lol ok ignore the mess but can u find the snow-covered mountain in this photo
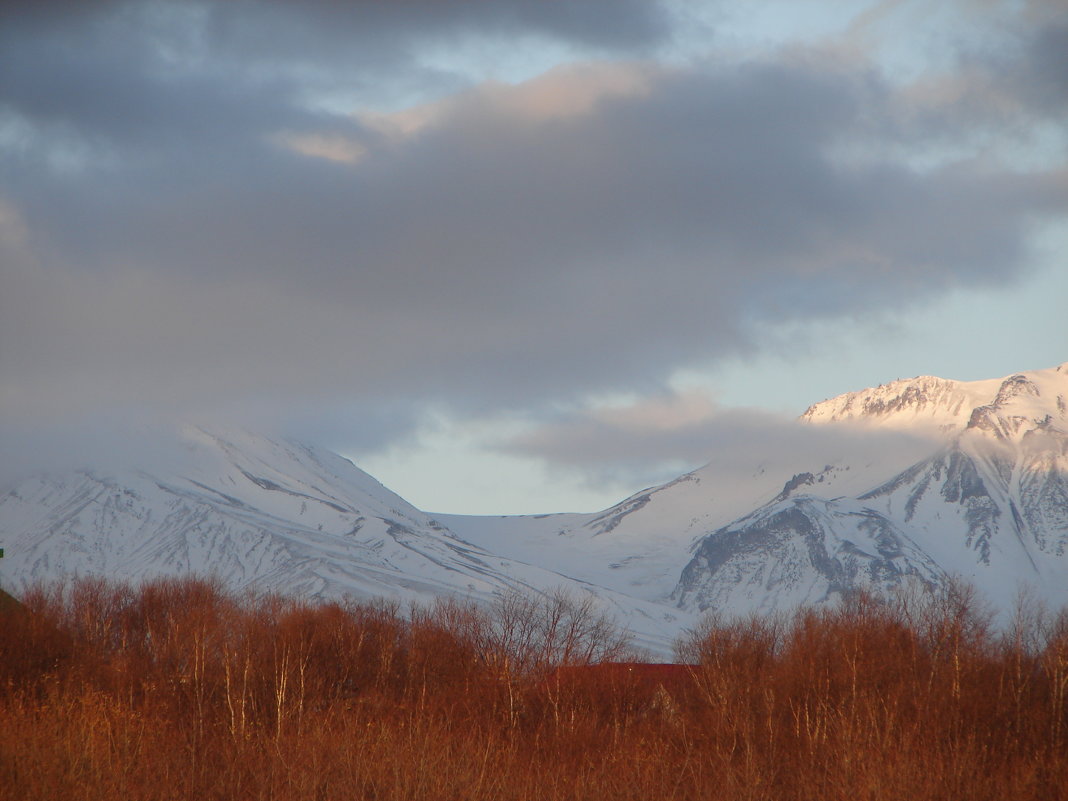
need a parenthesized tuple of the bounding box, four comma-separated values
(798, 373, 1002, 432)
(2, 362, 1066, 644)
(675, 362, 1068, 615)
(447, 363, 1068, 619)
(0, 425, 692, 651)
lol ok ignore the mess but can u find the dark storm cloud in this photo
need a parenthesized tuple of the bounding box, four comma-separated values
(1, 1, 1065, 433)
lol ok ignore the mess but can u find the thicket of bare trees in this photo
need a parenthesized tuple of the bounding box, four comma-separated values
(2, 577, 1067, 800)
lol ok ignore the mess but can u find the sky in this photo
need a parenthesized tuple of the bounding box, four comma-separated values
(1, 0, 1066, 514)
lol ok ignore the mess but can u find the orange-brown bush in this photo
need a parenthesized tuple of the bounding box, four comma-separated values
(2, 577, 1067, 800)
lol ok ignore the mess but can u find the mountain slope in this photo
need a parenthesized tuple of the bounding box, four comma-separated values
(673, 495, 947, 614)
(442, 406, 942, 606)
(674, 363, 1068, 615)
(3, 363, 1065, 642)
(448, 363, 1068, 618)
(0, 425, 693, 650)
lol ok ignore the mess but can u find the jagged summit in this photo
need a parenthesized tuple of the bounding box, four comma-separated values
(674, 361, 1068, 616)
(801, 374, 990, 430)
(801, 363, 1067, 439)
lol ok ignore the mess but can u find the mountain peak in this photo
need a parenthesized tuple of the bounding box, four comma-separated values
(799, 374, 989, 432)
(800, 362, 1067, 438)
(963, 367, 1066, 443)
(3, 360, 1066, 646)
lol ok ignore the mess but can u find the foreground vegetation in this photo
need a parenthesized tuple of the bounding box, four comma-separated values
(2, 578, 1067, 800)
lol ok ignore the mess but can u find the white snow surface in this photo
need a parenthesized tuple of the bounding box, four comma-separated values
(447, 362, 1068, 619)
(0, 425, 694, 655)
(2, 362, 1067, 650)
(672, 362, 1068, 616)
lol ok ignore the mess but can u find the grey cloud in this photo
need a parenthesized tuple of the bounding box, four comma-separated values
(276, 402, 429, 455)
(1, 0, 670, 41)
(505, 406, 789, 470)
(881, 19, 1068, 150)
(1, 3, 1065, 430)
(1025, 24, 1068, 106)
(499, 401, 943, 492)
(1, 0, 669, 106)
(0, 0, 670, 180)
(0, 14, 324, 154)
(0, 416, 205, 490)
(236, 0, 672, 50)
(977, 20, 1068, 113)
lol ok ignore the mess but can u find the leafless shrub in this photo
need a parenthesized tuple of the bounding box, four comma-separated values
(3, 575, 1068, 801)
(487, 587, 633, 675)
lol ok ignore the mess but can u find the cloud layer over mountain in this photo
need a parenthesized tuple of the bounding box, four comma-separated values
(1, 1, 1065, 499)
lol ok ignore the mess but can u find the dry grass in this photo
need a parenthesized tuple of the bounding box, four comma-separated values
(2, 577, 1067, 800)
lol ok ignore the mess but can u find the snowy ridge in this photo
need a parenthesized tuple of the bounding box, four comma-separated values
(672, 495, 947, 614)
(676, 363, 1068, 615)
(2, 363, 1066, 645)
(0, 425, 693, 653)
(800, 363, 1068, 434)
(801, 375, 993, 431)
(447, 362, 1068, 620)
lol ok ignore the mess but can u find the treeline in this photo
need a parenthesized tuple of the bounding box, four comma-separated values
(1, 577, 1067, 800)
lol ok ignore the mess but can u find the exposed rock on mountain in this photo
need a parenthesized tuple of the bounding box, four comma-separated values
(675, 363, 1068, 615)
